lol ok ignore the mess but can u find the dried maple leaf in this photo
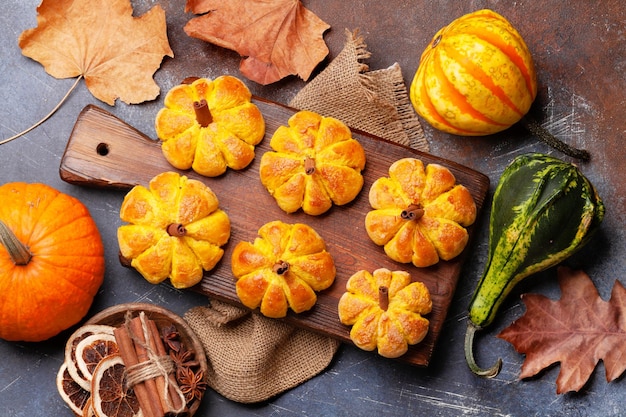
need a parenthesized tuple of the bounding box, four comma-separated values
(498, 266, 626, 394)
(184, 0, 330, 85)
(18, 0, 173, 105)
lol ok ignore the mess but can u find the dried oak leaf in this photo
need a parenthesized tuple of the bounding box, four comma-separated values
(184, 0, 330, 85)
(498, 266, 626, 394)
(18, 0, 173, 105)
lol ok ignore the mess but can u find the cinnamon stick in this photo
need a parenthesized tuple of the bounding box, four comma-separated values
(400, 204, 424, 221)
(130, 316, 166, 417)
(166, 223, 186, 237)
(113, 326, 158, 417)
(147, 320, 186, 414)
(304, 156, 316, 175)
(193, 99, 212, 127)
(379, 286, 390, 311)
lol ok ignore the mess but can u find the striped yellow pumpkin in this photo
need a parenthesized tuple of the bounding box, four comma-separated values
(410, 9, 537, 136)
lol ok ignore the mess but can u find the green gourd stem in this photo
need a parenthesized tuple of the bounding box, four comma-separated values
(464, 322, 502, 378)
(521, 117, 591, 162)
(0, 219, 32, 265)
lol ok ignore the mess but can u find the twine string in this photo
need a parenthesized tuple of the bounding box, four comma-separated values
(123, 311, 186, 413)
(125, 352, 175, 387)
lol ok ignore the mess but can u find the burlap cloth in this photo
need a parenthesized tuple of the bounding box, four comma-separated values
(185, 300, 339, 404)
(290, 29, 428, 152)
(184, 28, 428, 404)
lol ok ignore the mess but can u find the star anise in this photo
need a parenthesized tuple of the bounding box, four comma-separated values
(178, 367, 207, 403)
(169, 348, 199, 370)
(161, 324, 182, 352)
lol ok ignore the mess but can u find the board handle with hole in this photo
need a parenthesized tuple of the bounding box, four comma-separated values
(60, 105, 176, 189)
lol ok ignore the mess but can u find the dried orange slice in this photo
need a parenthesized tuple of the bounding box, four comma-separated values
(65, 324, 116, 391)
(57, 361, 91, 415)
(76, 333, 119, 386)
(82, 397, 95, 417)
(91, 354, 142, 417)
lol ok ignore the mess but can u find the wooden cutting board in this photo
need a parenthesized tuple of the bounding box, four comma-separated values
(60, 100, 490, 366)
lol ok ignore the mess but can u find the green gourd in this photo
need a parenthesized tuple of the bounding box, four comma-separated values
(465, 153, 604, 377)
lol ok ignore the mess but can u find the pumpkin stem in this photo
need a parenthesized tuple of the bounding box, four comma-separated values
(521, 117, 591, 161)
(166, 223, 187, 237)
(378, 286, 389, 311)
(273, 260, 290, 275)
(431, 34, 442, 48)
(400, 204, 425, 221)
(464, 322, 502, 378)
(304, 156, 316, 175)
(0, 219, 32, 265)
(194, 99, 213, 127)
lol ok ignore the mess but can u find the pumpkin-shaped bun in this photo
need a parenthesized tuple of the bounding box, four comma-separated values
(155, 75, 265, 177)
(231, 221, 336, 318)
(365, 158, 476, 267)
(117, 172, 230, 289)
(338, 268, 432, 358)
(259, 110, 366, 215)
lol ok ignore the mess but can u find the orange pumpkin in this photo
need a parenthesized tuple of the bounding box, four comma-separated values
(0, 182, 105, 342)
(410, 9, 537, 136)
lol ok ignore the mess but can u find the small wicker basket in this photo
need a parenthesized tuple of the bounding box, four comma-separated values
(86, 302, 208, 416)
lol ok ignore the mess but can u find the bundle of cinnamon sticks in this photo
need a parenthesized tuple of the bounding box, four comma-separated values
(113, 313, 188, 417)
